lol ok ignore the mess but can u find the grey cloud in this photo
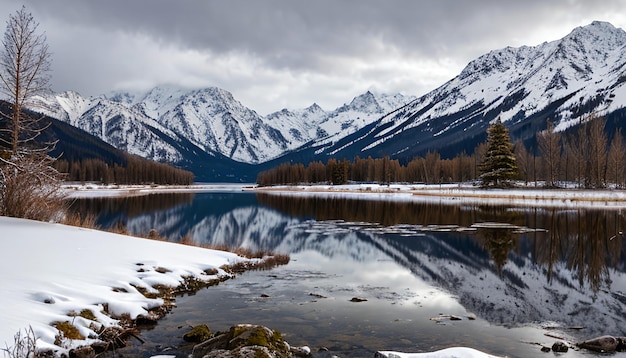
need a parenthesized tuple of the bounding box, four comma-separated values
(1, 0, 625, 113)
(22, 1, 624, 66)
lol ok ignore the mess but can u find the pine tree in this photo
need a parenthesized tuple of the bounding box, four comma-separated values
(479, 119, 519, 187)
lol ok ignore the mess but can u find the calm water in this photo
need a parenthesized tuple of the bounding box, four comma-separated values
(68, 189, 626, 357)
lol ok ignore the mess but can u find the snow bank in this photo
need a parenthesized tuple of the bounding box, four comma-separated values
(0, 216, 244, 354)
(377, 347, 501, 358)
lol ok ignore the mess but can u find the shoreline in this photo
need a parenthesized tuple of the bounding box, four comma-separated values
(253, 183, 626, 208)
(0, 215, 288, 357)
(62, 181, 626, 208)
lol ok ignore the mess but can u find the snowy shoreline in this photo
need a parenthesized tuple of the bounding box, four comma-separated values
(255, 182, 626, 208)
(0, 216, 252, 356)
(64, 182, 626, 209)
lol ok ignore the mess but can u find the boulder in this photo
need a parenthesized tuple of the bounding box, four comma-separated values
(184, 324, 212, 343)
(203, 346, 274, 357)
(192, 324, 291, 358)
(551, 341, 568, 352)
(68, 346, 95, 358)
(577, 335, 618, 353)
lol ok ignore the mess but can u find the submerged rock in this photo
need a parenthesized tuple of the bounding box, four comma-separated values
(551, 341, 568, 352)
(350, 297, 367, 302)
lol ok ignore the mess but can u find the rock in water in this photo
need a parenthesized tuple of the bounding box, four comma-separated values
(184, 324, 212, 343)
(551, 341, 568, 352)
(577, 335, 618, 352)
(192, 324, 293, 358)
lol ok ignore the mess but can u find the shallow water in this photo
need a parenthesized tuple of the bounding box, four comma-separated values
(71, 191, 626, 357)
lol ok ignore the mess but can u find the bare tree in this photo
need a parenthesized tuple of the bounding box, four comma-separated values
(564, 123, 589, 188)
(607, 129, 625, 188)
(0, 6, 63, 221)
(587, 115, 607, 188)
(537, 119, 561, 187)
(513, 139, 531, 185)
(0, 5, 51, 154)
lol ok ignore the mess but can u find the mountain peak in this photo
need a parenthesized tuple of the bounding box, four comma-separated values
(562, 20, 626, 49)
(572, 20, 620, 35)
(346, 91, 382, 113)
(305, 102, 325, 113)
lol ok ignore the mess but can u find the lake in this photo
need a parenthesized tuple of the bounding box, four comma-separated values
(68, 187, 626, 357)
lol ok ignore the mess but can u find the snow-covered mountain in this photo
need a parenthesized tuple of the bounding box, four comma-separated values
(32, 85, 415, 169)
(31, 21, 626, 181)
(309, 21, 626, 161)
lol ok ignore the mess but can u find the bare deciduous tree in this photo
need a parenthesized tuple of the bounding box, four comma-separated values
(587, 114, 607, 188)
(537, 119, 561, 188)
(0, 5, 51, 154)
(564, 124, 589, 188)
(607, 129, 625, 188)
(0, 6, 63, 221)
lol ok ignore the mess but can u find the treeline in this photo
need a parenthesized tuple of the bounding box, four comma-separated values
(256, 154, 480, 186)
(55, 154, 194, 185)
(257, 114, 626, 189)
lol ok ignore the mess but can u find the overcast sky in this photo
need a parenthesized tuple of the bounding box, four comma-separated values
(1, 0, 625, 115)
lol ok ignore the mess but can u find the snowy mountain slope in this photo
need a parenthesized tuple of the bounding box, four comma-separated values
(33, 91, 185, 163)
(309, 21, 626, 161)
(32, 86, 414, 168)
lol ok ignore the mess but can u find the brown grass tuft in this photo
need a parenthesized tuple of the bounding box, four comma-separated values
(179, 233, 195, 246)
(221, 253, 290, 274)
(107, 221, 129, 235)
(62, 212, 98, 229)
(146, 229, 167, 241)
(53, 321, 84, 341)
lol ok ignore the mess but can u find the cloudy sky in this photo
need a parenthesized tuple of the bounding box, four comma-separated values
(1, 0, 625, 115)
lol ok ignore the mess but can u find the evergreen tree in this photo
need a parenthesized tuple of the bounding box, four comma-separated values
(479, 119, 519, 187)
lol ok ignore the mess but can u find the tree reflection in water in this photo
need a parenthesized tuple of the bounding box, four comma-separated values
(70, 191, 626, 302)
(257, 193, 625, 295)
(70, 191, 626, 337)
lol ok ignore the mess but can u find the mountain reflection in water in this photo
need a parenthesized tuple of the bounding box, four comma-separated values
(69, 191, 626, 338)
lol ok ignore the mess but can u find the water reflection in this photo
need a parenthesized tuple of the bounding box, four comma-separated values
(69, 191, 626, 337)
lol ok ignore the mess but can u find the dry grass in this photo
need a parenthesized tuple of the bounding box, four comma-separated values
(179, 233, 195, 245)
(222, 254, 291, 274)
(1, 326, 38, 358)
(145, 228, 167, 241)
(53, 321, 84, 341)
(107, 221, 129, 235)
(0, 157, 67, 222)
(62, 212, 98, 229)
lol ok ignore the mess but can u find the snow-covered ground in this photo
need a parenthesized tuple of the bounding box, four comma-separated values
(64, 182, 626, 209)
(63, 182, 251, 198)
(0, 216, 247, 356)
(376, 348, 501, 358)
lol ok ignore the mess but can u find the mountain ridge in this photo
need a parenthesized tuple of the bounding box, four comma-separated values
(30, 20, 626, 181)
(304, 20, 626, 163)
(33, 85, 415, 167)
